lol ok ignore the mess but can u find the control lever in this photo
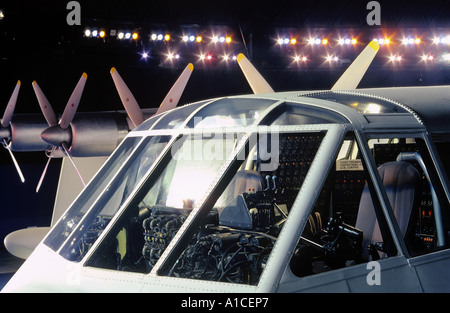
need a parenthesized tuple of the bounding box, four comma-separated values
(265, 175, 271, 191)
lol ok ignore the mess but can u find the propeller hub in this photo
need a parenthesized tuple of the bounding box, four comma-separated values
(0, 126, 10, 140)
(41, 125, 72, 147)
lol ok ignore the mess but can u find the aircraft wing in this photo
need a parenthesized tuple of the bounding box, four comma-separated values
(331, 40, 380, 90)
(237, 53, 274, 94)
(155, 63, 194, 115)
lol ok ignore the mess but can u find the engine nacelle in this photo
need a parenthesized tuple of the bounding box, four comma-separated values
(69, 112, 129, 157)
(10, 112, 130, 157)
(10, 114, 50, 151)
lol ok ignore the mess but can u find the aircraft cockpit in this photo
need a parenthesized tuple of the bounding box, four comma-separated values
(35, 93, 450, 291)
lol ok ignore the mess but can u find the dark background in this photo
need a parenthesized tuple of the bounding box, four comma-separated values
(0, 0, 449, 247)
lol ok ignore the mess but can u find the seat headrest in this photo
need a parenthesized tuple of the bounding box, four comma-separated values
(233, 170, 263, 195)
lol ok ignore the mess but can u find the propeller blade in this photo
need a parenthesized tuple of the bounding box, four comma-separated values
(156, 63, 194, 115)
(236, 53, 274, 94)
(110, 67, 145, 128)
(61, 141, 85, 187)
(36, 146, 56, 193)
(59, 73, 88, 129)
(32, 81, 58, 126)
(331, 40, 380, 90)
(1, 80, 21, 128)
(2, 138, 25, 183)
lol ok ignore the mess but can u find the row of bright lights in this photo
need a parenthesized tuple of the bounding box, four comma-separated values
(151, 34, 233, 44)
(278, 37, 358, 46)
(277, 35, 450, 46)
(84, 28, 233, 44)
(84, 29, 139, 40)
(85, 27, 450, 48)
(289, 53, 450, 63)
(146, 51, 239, 62)
(146, 50, 450, 64)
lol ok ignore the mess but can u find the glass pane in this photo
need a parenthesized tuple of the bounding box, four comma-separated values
(44, 137, 142, 251)
(152, 101, 208, 130)
(369, 137, 448, 255)
(186, 98, 277, 128)
(163, 132, 325, 285)
(57, 136, 171, 261)
(87, 132, 244, 273)
(289, 134, 398, 278)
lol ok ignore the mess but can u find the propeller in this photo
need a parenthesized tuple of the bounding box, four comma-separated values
(331, 40, 380, 90)
(0, 80, 25, 182)
(110, 67, 144, 128)
(32, 73, 88, 192)
(110, 63, 194, 128)
(155, 63, 194, 115)
(236, 53, 274, 94)
(236, 41, 380, 94)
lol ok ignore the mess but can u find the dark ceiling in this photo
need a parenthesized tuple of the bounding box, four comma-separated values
(0, 0, 449, 115)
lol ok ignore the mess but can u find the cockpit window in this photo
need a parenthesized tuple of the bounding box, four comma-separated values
(151, 101, 209, 130)
(86, 132, 245, 272)
(45, 136, 171, 260)
(159, 132, 325, 285)
(44, 137, 142, 251)
(288, 133, 399, 279)
(86, 129, 326, 287)
(185, 98, 277, 128)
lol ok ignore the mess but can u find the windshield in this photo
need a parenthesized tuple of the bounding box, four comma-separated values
(86, 132, 245, 271)
(87, 129, 326, 287)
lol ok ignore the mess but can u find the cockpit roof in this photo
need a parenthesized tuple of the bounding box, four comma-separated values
(134, 85, 450, 134)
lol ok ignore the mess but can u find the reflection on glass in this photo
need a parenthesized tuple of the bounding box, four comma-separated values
(163, 132, 325, 285)
(44, 137, 142, 251)
(87, 133, 243, 272)
(186, 98, 277, 128)
(51, 136, 171, 261)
